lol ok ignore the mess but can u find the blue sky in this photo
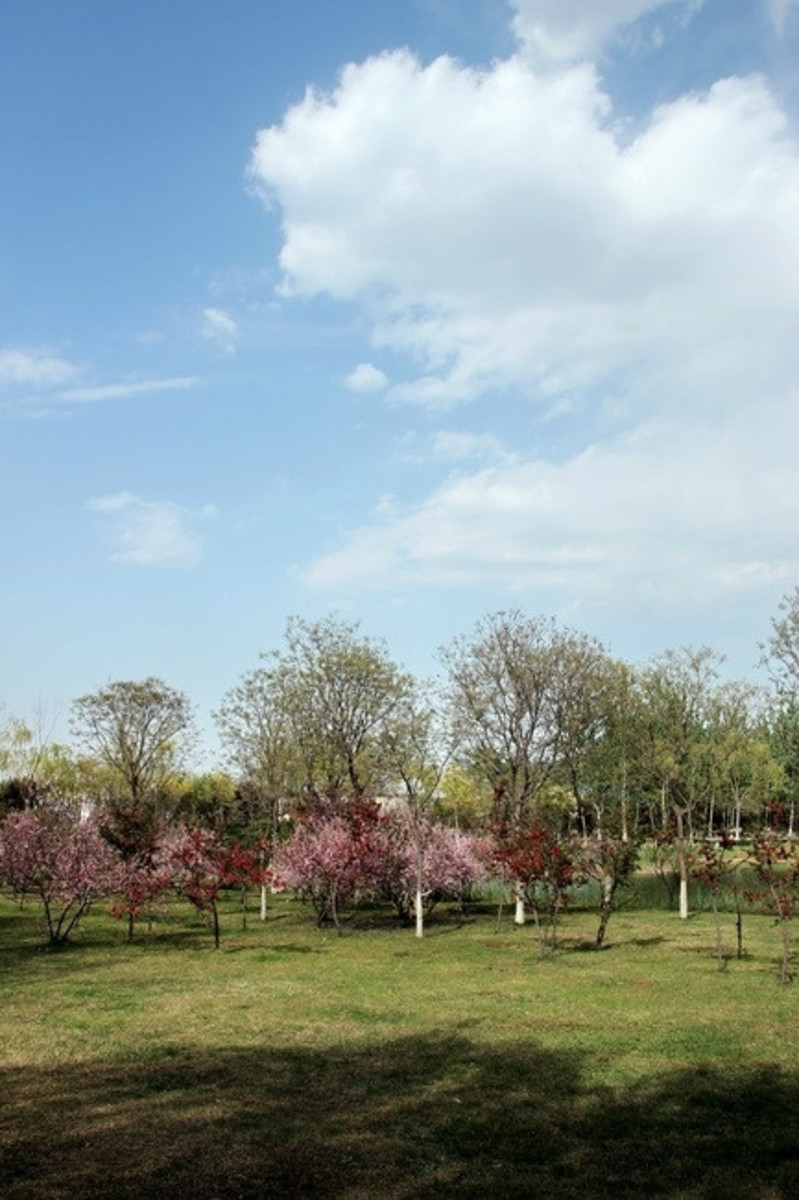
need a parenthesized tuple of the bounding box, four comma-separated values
(2, 0, 797, 760)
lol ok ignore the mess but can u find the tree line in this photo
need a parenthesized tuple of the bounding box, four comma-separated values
(1, 588, 798, 968)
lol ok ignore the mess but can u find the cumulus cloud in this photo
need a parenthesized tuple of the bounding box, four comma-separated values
(250, 53, 796, 415)
(343, 362, 388, 394)
(86, 492, 216, 568)
(250, 12, 798, 612)
(201, 307, 238, 354)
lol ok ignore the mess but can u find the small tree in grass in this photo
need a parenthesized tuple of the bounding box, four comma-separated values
(375, 812, 487, 926)
(689, 835, 735, 970)
(109, 854, 171, 942)
(577, 834, 641, 949)
(0, 809, 121, 945)
(272, 801, 383, 930)
(495, 826, 575, 956)
(161, 828, 260, 949)
(749, 831, 799, 985)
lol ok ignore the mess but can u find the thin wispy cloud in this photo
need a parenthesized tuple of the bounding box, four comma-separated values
(201, 307, 238, 354)
(0, 347, 79, 391)
(60, 376, 199, 404)
(86, 492, 217, 569)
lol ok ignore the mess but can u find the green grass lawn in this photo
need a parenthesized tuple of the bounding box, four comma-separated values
(1, 892, 797, 1198)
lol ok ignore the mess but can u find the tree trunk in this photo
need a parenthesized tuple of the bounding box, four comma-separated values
(513, 881, 526, 926)
(711, 894, 726, 971)
(675, 807, 689, 920)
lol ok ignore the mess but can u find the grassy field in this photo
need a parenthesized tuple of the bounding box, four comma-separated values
(1, 890, 798, 1199)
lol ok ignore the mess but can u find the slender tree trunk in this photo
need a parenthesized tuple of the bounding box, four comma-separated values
(531, 902, 545, 958)
(513, 880, 526, 926)
(711, 893, 726, 971)
(676, 807, 689, 920)
(595, 877, 615, 948)
(260, 883, 268, 921)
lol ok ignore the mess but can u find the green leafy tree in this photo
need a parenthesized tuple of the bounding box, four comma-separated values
(222, 616, 415, 802)
(441, 610, 608, 924)
(71, 678, 195, 848)
(638, 647, 725, 919)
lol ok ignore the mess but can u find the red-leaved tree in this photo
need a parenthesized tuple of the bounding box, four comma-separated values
(159, 828, 263, 948)
(495, 826, 575, 956)
(749, 831, 799, 984)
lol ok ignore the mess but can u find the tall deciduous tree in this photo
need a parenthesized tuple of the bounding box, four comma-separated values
(381, 684, 455, 937)
(638, 647, 724, 918)
(221, 616, 415, 802)
(70, 678, 194, 838)
(762, 585, 799, 701)
(441, 610, 608, 923)
(215, 665, 301, 848)
(761, 586, 799, 835)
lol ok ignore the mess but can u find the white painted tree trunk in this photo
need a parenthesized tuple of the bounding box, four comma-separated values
(676, 808, 689, 920)
(260, 883, 268, 922)
(514, 882, 526, 926)
(415, 881, 424, 938)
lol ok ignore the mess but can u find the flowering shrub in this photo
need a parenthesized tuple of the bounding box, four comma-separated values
(0, 809, 122, 945)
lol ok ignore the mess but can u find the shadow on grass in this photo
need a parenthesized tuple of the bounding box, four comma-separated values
(1, 1033, 797, 1199)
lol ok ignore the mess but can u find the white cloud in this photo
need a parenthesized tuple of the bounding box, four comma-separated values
(510, 0, 703, 64)
(201, 307, 238, 354)
(61, 376, 198, 404)
(250, 53, 797, 415)
(0, 347, 79, 390)
(343, 362, 388, 394)
(251, 27, 798, 619)
(304, 407, 797, 602)
(86, 492, 215, 569)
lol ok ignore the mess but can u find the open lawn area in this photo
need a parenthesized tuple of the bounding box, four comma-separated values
(1, 894, 798, 1199)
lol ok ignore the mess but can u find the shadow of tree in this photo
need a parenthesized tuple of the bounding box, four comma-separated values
(1, 1033, 797, 1199)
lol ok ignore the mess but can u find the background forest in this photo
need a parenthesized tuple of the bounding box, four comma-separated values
(1, 585, 798, 960)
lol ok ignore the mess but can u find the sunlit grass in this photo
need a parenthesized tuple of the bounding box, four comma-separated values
(1, 891, 798, 1197)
